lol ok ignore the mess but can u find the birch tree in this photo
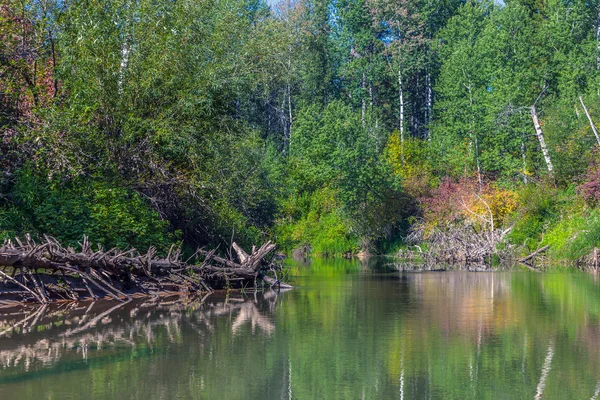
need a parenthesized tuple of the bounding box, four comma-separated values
(368, 0, 427, 144)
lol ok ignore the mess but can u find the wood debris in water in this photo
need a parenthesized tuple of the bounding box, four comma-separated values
(0, 234, 292, 304)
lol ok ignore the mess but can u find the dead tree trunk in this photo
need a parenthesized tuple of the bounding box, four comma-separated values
(530, 105, 554, 174)
(518, 245, 549, 267)
(579, 96, 600, 145)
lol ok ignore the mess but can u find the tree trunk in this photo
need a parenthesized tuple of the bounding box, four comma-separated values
(369, 80, 373, 130)
(285, 83, 293, 153)
(118, 40, 130, 95)
(425, 71, 432, 140)
(282, 91, 289, 154)
(579, 96, 600, 145)
(597, 6, 600, 70)
(467, 88, 482, 190)
(288, 82, 293, 130)
(413, 75, 419, 135)
(530, 105, 554, 174)
(475, 134, 482, 191)
(521, 135, 528, 184)
(287, 49, 293, 151)
(361, 72, 366, 128)
(399, 69, 405, 160)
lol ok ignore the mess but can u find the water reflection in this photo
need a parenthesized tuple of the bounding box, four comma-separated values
(0, 291, 281, 374)
(397, 272, 600, 399)
(1, 264, 600, 399)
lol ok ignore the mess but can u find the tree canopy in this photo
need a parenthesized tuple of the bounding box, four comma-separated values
(3, 0, 600, 256)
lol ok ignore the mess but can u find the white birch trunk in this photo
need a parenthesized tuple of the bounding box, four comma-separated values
(411, 77, 418, 135)
(118, 40, 130, 95)
(286, 46, 293, 152)
(597, 7, 600, 70)
(399, 69, 404, 149)
(369, 81, 373, 130)
(521, 136, 528, 184)
(467, 88, 482, 190)
(475, 134, 482, 191)
(287, 82, 293, 150)
(425, 72, 432, 140)
(361, 72, 366, 128)
(281, 93, 288, 153)
(530, 105, 554, 174)
(579, 96, 600, 145)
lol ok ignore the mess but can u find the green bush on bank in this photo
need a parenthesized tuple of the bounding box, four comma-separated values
(505, 183, 600, 263)
(542, 207, 600, 262)
(506, 183, 561, 252)
(274, 187, 359, 257)
(1, 167, 174, 251)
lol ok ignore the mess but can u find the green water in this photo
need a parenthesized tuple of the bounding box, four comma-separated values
(1, 259, 600, 399)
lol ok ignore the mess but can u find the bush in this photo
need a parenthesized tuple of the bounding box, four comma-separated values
(578, 151, 600, 207)
(506, 184, 560, 251)
(2, 168, 174, 251)
(543, 211, 591, 261)
(417, 177, 519, 232)
(274, 187, 359, 257)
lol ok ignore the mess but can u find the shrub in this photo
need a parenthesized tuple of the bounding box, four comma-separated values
(578, 152, 600, 207)
(543, 212, 590, 261)
(274, 187, 359, 257)
(3, 168, 174, 251)
(506, 184, 560, 251)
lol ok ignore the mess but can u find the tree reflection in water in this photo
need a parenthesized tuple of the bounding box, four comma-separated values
(1, 266, 600, 399)
(0, 290, 281, 371)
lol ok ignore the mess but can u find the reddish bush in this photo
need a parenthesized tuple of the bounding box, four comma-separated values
(578, 154, 600, 207)
(419, 176, 519, 234)
(419, 177, 478, 228)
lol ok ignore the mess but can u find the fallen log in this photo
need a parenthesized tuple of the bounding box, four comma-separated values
(518, 245, 549, 266)
(0, 235, 292, 303)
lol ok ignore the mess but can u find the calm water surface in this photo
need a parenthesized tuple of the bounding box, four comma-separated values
(0, 259, 600, 399)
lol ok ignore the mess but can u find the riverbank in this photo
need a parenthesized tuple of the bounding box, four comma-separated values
(282, 178, 600, 272)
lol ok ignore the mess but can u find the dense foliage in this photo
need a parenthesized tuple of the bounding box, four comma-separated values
(3, 0, 600, 260)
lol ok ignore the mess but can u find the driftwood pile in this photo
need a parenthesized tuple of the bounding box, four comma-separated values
(397, 222, 514, 269)
(0, 235, 291, 304)
(576, 247, 600, 273)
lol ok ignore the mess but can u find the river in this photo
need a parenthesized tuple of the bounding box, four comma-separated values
(0, 258, 599, 399)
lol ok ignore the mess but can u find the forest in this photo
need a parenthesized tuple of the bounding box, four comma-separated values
(3, 0, 600, 265)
